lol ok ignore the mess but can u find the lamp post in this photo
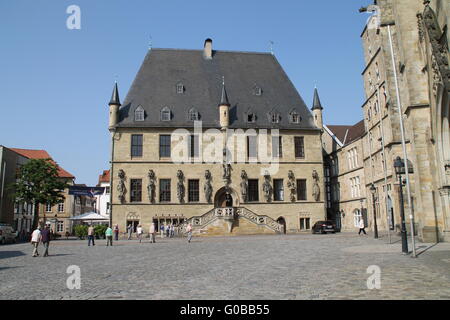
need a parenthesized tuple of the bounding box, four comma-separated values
(394, 157, 409, 254)
(370, 184, 379, 239)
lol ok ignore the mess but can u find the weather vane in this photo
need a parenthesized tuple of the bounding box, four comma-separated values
(149, 35, 153, 50)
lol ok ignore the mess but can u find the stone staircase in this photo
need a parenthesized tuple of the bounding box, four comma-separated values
(181, 207, 284, 236)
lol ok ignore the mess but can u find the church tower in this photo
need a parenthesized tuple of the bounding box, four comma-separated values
(108, 82, 121, 130)
(311, 87, 324, 130)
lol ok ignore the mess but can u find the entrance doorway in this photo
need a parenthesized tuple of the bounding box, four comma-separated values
(126, 220, 139, 233)
(214, 187, 239, 208)
(277, 217, 286, 234)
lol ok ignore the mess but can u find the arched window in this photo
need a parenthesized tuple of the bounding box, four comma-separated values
(268, 109, 280, 124)
(134, 106, 145, 122)
(188, 108, 199, 121)
(161, 107, 171, 122)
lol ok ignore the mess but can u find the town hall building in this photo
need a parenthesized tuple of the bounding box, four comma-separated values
(107, 39, 327, 236)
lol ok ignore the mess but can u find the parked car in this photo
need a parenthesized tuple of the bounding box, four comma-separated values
(0, 224, 17, 244)
(312, 221, 336, 234)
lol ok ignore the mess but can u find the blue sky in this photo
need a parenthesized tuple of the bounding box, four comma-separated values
(0, 0, 371, 185)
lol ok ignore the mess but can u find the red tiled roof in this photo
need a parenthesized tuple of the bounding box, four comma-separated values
(98, 170, 110, 184)
(10, 148, 75, 179)
(327, 120, 366, 146)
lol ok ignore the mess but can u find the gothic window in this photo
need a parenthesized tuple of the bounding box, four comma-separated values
(188, 108, 200, 121)
(289, 110, 301, 124)
(134, 106, 145, 122)
(176, 83, 184, 94)
(161, 107, 171, 122)
(131, 134, 143, 158)
(159, 179, 171, 202)
(273, 179, 284, 201)
(248, 180, 259, 202)
(354, 209, 362, 228)
(294, 136, 305, 159)
(268, 110, 280, 124)
(296, 179, 307, 201)
(188, 180, 199, 203)
(130, 179, 142, 203)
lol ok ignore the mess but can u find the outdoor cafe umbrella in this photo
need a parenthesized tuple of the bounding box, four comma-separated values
(69, 212, 109, 224)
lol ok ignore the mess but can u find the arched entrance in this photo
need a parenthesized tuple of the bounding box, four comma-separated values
(277, 217, 286, 234)
(214, 187, 240, 208)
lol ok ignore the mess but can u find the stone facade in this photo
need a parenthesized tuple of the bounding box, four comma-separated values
(358, 0, 449, 242)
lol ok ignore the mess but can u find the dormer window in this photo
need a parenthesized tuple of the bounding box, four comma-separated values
(134, 106, 145, 122)
(161, 107, 171, 122)
(289, 109, 301, 124)
(188, 108, 200, 121)
(268, 110, 280, 124)
(253, 85, 262, 96)
(176, 83, 184, 94)
(245, 109, 257, 123)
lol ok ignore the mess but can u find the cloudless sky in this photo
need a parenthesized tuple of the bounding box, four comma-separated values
(0, 0, 371, 186)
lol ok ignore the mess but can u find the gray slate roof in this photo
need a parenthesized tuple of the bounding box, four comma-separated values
(117, 49, 318, 130)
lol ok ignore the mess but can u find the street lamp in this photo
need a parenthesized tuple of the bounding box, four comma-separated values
(394, 156, 409, 254)
(370, 184, 379, 239)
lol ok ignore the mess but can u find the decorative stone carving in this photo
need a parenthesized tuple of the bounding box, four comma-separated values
(223, 163, 232, 185)
(177, 170, 185, 203)
(204, 170, 213, 204)
(147, 170, 156, 203)
(445, 161, 450, 176)
(240, 170, 248, 202)
(262, 171, 272, 203)
(312, 170, 320, 202)
(287, 170, 296, 202)
(117, 169, 126, 204)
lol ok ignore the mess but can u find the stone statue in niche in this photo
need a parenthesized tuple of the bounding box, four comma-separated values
(177, 170, 185, 203)
(287, 170, 296, 202)
(312, 170, 320, 202)
(262, 171, 272, 203)
(147, 170, 156, 203)
(204, 170, 213, 204)
(117, 169, 126, 204)
(240, 170, 248, 203)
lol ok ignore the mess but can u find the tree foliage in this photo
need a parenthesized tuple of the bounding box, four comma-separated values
(11, 159, 69, 226)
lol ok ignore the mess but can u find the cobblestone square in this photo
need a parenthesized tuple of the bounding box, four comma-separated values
(1, 233, 449, 300)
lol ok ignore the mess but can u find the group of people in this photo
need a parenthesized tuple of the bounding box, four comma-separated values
(30, 224, 52, 257)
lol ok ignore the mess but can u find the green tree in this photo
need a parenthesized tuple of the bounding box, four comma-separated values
(11, 158, 69, 229)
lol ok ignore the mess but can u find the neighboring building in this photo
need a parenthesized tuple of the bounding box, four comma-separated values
(73, 184, 96, 216)
(95, 170, 111, 216)
(323, 121, 368, 232)
(10, 148, 76, 236)
(0, 146, 35, 232)
(108, 39, 326, 236)
(359, 0, 449, 242)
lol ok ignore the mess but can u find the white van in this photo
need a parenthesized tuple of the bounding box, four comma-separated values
(0, 224, 17, 244)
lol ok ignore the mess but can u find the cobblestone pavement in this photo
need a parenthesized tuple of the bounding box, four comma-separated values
(0, 233, 449, 300)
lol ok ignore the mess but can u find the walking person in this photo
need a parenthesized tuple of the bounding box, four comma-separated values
(30, 226, 42, 257)
(149, 222, 156, 243)
(137, 225, 143, 243)
(113, 224, 119, 241)
(170, 224, 175, 238)
(160, 224, 165, 239)
(105, 225, 113, 246)
(186, 223, 193, 243)
(88, 224, 95, 246)
(358, 219, 367, 235)
(165, 224, 170, 238)
(41, 224, 51, 257)
(127, 223, 133, 240)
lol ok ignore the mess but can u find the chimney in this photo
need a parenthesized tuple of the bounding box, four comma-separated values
(204, 38, 213, 60)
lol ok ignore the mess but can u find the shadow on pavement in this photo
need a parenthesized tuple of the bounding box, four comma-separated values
(0, 251, 26, 259)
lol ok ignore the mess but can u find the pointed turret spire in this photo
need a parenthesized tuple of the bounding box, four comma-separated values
(109, 82, 121, 106)
(219, 76, 230, 106)
(311, 87, 323, 111)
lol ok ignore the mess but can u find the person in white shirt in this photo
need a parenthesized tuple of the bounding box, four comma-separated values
(137, 225, 143, 243)
(149, 223, 156, 243)
(186, 223, 193, 243)
(358, 219, 367, 235)
(30, 226, 42, 257)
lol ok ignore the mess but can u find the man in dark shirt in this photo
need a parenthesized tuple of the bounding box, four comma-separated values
(41, 224, 51, 257)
